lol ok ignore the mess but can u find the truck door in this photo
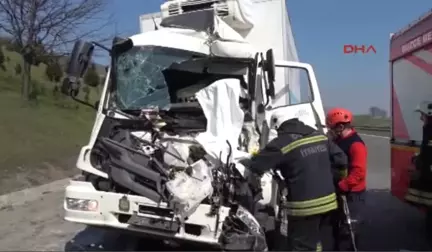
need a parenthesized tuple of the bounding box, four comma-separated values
(257, 58, 327, 215)
(265, 60, 327, 139)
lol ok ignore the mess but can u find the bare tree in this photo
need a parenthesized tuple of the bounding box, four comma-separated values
(0, 0, 112, 101)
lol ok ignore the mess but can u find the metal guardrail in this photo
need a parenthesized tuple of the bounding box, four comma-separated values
(355, 125, 390, 132)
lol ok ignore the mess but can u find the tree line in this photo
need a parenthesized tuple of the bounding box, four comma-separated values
(0, 0, 111, 102)
(0, 43, 101, 102)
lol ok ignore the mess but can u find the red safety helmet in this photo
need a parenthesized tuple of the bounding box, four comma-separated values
(326, 108, 353, 128)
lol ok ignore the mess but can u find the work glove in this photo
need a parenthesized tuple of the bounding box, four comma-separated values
(249, 146, 260, 156)
(332, 167, 348, 181)
(335, 167, 349, 193)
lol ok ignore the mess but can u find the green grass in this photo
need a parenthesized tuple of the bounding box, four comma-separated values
(353, 115, 391, 137)
(0, 92, 95, 169)
(353, 115, 390, 127)
(0, 46, 101, 193)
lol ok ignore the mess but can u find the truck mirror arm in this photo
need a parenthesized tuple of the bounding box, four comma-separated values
(70, 93, 99, 110)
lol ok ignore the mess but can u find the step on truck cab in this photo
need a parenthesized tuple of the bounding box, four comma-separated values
(60, 0, 327, 250)
(390, 10, 432, 208)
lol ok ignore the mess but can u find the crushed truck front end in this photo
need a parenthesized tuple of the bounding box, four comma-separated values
(63, 25, 271, 250)
(62, 0, 327, 250)
(64, 179, 233, 246)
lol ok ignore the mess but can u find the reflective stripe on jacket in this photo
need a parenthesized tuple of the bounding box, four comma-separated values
(405, 188, 432, 206)
(249, 119, 337, 217)
(281, 192, 338, 216)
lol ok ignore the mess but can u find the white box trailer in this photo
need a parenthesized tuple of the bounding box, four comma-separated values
(139, 0, 302, 105)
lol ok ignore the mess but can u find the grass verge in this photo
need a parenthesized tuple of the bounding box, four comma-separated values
(0, 91, 96, 194)
(0, 47, 98, 195)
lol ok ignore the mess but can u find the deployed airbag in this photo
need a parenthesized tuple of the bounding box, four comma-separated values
(195, 78, 245, 164)
(165, 78, 252, 218)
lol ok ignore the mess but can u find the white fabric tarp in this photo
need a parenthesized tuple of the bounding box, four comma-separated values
(165, 78, 251, 219)
(195, 78, 252, 176)
(195, 78, 248, 163)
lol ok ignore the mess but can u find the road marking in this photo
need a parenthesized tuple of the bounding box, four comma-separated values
(360, 133, 390, 139)
(0, 177, 71, 210)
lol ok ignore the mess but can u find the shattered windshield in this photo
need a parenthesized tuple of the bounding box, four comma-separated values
(113, 46, 197, 109)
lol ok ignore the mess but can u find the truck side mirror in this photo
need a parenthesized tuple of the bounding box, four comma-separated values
(113, 36, 127, 45)
(264, 49, 276, 99)
(61, 77, 79, 97)
(61, 40, 94, 96)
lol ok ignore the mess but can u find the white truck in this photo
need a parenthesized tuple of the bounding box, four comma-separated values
(61, 0, 326, 250)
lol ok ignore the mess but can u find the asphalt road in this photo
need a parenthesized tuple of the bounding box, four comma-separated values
(0, 134, 430, 251)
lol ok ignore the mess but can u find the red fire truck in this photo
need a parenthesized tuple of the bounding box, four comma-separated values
(390, 10, 432, 212)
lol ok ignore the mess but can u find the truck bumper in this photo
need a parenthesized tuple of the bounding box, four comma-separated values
(64, 180, 231, 246)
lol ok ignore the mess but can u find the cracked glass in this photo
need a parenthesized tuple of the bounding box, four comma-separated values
(113, 46, 196, 109)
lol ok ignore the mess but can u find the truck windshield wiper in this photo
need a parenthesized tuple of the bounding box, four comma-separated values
(120, 109, 143, 117)
(106, 107, 141, 119)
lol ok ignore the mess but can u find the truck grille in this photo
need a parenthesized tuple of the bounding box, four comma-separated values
(138, 205, 174, 218)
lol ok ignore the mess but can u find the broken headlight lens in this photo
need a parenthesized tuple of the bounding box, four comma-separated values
(235, 205, 262, 234)
(65, 197, 99, 212)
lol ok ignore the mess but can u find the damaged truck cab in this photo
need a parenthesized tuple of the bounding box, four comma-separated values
(61, 0, 326, 250)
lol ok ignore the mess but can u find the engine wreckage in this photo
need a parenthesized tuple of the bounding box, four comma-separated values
(87, 79, 268, 251)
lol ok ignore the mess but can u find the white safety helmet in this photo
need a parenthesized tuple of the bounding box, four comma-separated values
(270, 110, 315, 130)
(415, 101, 432, 116)
(270, 111, 294, 130)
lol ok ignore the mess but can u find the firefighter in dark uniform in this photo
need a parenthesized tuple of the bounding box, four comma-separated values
(405, 101, 432, 236)
(247, 113, 347, 251)
(325, 108, 367, 251)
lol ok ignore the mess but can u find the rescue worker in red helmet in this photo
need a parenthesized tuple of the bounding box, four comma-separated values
(325, 107, 368, 251)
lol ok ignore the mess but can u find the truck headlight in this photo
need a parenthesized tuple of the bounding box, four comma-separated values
(220, 206, 267, 251)
(236, 205, 262, 234)
(65, 197, 99, 212)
